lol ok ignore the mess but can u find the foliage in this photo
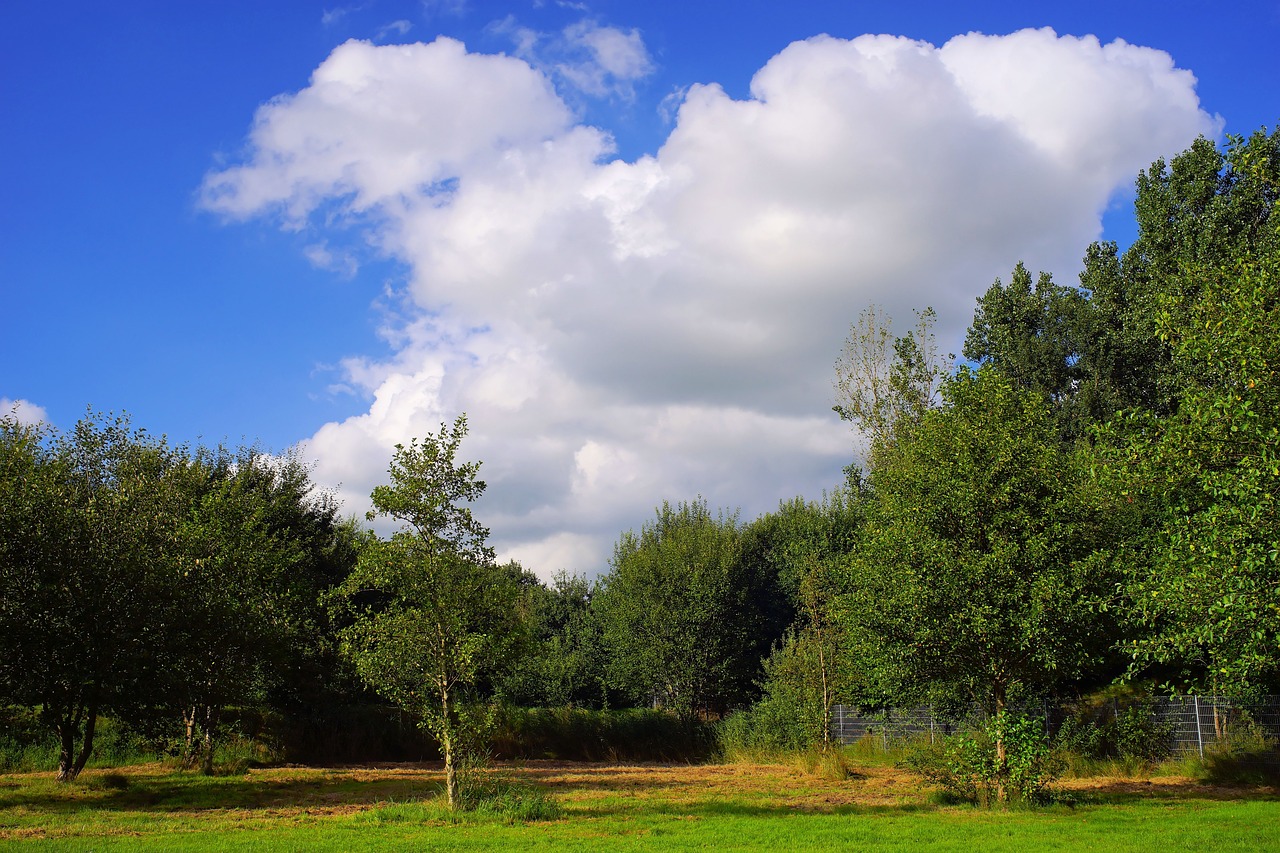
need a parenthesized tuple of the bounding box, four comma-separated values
(1053, 686, 1173, 763)
(1104, 128, 1280, 694)
(834, 305, 949, 463)
(490, 706, 716, 762)
(905, 712, 1059, 805)
(164, 448, 311, 773)
(595, 499, 756, 717)
(496, 571, 614, 709)
(332, 414, 524, 810)
(719, 627, 841, 757)
(1192, 721, 1280, 786)
(0, 412, 185, 781)
(840, 368, 1124, 721)
(735, 492, 863, 743)
(965, 263, 1087, 405)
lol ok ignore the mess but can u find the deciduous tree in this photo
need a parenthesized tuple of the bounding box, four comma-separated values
(840, 369, 1124, 769)
(331, 415, 522, 810)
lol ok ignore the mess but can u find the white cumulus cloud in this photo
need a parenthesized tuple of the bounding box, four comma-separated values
(203, 28, 1219, 578)
(0, 398, 49, 427)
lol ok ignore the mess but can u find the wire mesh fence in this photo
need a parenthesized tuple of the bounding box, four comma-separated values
(830, 704, 974, 750)
(830, 696, 1280, 758)
(1151, 696, 1280, 757)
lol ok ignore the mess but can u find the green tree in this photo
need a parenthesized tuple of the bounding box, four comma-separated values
(840, 369, 1124, 770)
(738, 492, 864, 746)
(963, 262, 1101, 439)
(595, 499, 755, 718)
(165, 447, 338, 774)
(498, 571, 612, 708)
(1110, 128, 1280, 694)
(0, 412, 181, 781)
(331, 415, 522, 810)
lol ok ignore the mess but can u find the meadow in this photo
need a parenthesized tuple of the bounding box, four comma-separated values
(2, 758, 1277, 851)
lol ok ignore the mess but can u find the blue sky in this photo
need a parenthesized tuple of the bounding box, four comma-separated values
(3, 1, 1277, 576)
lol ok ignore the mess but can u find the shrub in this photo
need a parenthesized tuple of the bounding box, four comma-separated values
(905, 712, 1059, 805)
(491, 706, 716, 762)
(1182, 716, 1280, 785)
(718, 698, 813, 760)
(1054, 687, 1172, 764)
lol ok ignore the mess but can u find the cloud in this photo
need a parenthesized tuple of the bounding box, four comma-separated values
(304, 241, 359, 277)
(376, 19, 413, 40)
(1, 398, 49, 427)
(321, 4, 367, 27)
(492, 18, 655, 101)
(556, 21, 654, 98)
(203, 28, 1218, 578)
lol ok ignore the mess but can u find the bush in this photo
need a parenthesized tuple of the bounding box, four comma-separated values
(1054, 687, 1172, 764)
(905, 712, 1059, 805)
(718, 698, 813, 759)
(1179, 716, 1280, 785)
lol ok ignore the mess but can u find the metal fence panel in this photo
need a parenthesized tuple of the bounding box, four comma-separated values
(831, 696, 1280, 757)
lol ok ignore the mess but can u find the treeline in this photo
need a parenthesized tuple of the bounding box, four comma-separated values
(0, 421, 367, 780)
(2, 128, 1276, 785)
(751, 127, 1280, 758)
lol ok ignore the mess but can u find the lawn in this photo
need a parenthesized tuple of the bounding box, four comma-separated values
(2, 760, 1277, 851)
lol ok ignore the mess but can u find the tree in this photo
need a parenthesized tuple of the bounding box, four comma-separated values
(331, 415, 523, 810)
(1109, 128, 1280, 694)
(834, 305, 949, 465)
(963, 263, 1100, 440)
(839, 369, 1124, 772)
(497, 570, 612, 709)
(738, 492, 864, 746)
(595, 499, 756, 718)
(0, 412, 181, 781)
(164, 447, 337, 774)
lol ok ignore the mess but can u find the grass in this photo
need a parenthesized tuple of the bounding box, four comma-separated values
(1, 759, 1278, 851)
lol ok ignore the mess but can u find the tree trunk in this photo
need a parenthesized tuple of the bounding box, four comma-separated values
(55, 700, 98, 783)
(993, 689, 1008, 803)
(183, 706, 198, 769)
(442, 686, 458, 810)
(56, 707, 80, 782)
(201, 704, 218, 776)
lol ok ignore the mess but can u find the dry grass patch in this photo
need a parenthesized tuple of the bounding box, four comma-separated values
(4, 758, 1280, 848)
(520, 760, 928, 812)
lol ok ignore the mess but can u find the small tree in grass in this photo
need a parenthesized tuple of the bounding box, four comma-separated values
(332, 415, 522, 810)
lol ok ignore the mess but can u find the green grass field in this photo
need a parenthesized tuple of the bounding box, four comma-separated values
(2, 760, 1277, 851)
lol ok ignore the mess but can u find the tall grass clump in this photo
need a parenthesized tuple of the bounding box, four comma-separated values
(359, 755, 562, 825)
(719, 700, 857, 779)
(491, 706, 716, 762)
(1052, 685, 1173, 776)
(718, 704, 812, 762)
(1163, 719, 1280, 785)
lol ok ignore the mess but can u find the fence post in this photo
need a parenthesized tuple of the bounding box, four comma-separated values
(1193, 695, 1204, 758)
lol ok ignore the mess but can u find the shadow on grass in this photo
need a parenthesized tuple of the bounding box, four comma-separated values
(1065, 778, 1280, 806)
(0, 766, 442, 814)
(3, 760, 1277, 823)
